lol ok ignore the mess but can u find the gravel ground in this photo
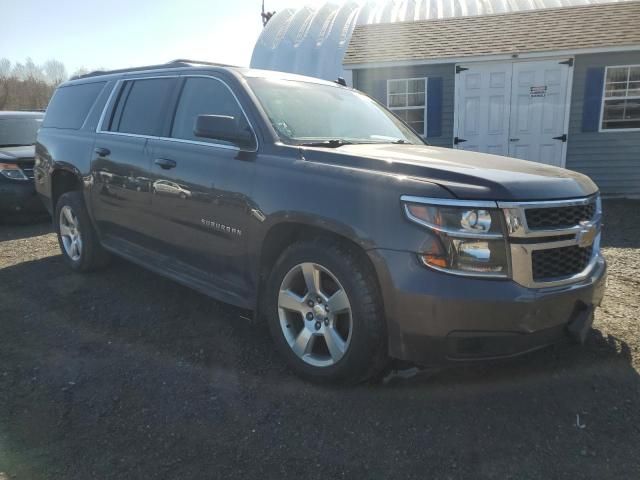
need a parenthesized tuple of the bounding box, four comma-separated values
(0, 200, 639, 480)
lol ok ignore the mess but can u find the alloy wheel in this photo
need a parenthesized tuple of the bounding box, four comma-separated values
(278, 262, 353, 367)
(59, 205, 82, 261)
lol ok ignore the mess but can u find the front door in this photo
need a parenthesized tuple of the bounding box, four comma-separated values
(455, 59, 572, 167)
(146, 75, 257, 296)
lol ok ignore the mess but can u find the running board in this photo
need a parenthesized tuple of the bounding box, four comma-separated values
(101, 236, 252, 310)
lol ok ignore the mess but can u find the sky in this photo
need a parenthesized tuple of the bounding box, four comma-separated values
(3, 0, 330, 75)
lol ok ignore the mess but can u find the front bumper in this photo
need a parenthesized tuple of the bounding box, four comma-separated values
(0, 179, 46, 215)
(368, 249, 607, 365)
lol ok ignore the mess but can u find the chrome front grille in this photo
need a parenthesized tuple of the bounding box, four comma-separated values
(499, 195, 602, 288)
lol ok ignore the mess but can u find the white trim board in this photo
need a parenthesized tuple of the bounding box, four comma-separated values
(344, 44, 640, 70)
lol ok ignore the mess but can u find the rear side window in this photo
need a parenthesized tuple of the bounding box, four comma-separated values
(171, 77, 251, 145)
(43, 82, 106, 129)
(110, 78, 175, 136)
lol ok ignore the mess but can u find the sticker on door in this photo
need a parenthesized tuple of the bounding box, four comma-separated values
(529, 86, 547, 97)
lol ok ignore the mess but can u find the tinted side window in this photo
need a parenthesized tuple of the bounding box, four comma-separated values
(171, 77, 251, 145)
(42, 82, 106, 129)
(112, 78, 175, 136)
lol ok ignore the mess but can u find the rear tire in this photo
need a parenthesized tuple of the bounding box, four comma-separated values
(55, 191, 110, 272)
(264, 239, 387, 384)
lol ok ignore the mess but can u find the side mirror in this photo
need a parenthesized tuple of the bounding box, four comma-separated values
(194, 114, 254, 149)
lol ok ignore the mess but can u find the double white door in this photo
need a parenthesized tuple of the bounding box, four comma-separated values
(454, 59, 571, 167)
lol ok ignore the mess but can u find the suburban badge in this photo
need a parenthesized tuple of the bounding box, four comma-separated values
(201, 218, 242, 237)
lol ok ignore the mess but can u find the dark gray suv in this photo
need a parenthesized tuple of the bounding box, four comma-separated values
(0, 111, 45, 218)
(35, 60, 606, 383)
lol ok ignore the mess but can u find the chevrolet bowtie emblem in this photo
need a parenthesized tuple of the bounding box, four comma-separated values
(576, 221, 597, 248)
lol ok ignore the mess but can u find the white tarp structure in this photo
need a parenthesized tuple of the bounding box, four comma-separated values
(250, 0, 621, 84)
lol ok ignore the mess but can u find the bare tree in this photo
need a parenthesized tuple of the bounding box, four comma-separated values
(25, 58, 43, 81)
(0, 58, 11, 78)
(70, 67, 90, 78)
(0, 58, 13, 109)
(1, 57, 61, 110)
(0, 57, 99, 110)
(43, 59, 67, 85)
(12, 58, 44, 82)
(10, 61, 24, 80)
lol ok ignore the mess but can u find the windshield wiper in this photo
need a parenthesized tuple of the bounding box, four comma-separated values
(299, 139, 412, 148)
(0, 143, 33, 148)
(299, 139, 354, 148)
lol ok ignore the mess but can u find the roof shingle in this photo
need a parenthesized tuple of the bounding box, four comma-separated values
(344, 1, 640, 66)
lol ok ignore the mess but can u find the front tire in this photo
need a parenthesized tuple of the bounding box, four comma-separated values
(265, 239, 387, 384)
(55, 191, 110, 272)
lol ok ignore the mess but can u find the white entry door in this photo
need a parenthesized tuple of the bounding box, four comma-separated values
(455, 63, 512, 156)
(455, 59, 572, 167)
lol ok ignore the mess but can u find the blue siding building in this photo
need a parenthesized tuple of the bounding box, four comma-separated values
(344, 2, 640, 197)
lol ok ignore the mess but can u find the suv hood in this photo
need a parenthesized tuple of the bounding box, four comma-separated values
(0, 145, 35, 162)
(302, 143, 597, 201)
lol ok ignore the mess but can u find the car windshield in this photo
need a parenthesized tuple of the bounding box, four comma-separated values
(0, 117, 43, 147)
(247, 78, 424, 146)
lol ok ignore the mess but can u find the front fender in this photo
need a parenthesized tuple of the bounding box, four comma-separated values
(251, 153, 454, 255)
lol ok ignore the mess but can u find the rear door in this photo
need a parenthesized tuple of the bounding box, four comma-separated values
(508, 60, 571, 166)
(454, 63, 512, 155)
(91, 76, 178, 244)
(146, 75, 258, 295)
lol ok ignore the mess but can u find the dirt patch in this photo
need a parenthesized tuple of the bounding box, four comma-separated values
(0, 201, 639, 479)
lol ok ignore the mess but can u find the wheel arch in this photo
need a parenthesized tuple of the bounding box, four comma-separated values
(255, 219, 383, 316)
(51, 166, 84, 211)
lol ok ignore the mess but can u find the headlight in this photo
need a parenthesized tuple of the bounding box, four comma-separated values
(0, 163, 28, 181)
(402, 197, 509, 277)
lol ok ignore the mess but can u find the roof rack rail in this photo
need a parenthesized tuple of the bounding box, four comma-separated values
(70, 59, 236, 81)
(11, 108, 46, 112)
(166, 59, 236, 67)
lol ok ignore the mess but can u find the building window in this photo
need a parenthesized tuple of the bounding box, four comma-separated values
(387, 78, 427, 135)
(601, 65, 640, 131)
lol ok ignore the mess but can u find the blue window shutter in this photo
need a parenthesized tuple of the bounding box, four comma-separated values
(582, 67, 605, 132)
(426, 77, 443, 137)
(373, 79, 387, 105)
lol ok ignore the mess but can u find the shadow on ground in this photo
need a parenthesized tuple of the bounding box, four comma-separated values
(601, 199, 640, 248)
(0, 218, 50, 242)
(0, 250, 639, 479)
